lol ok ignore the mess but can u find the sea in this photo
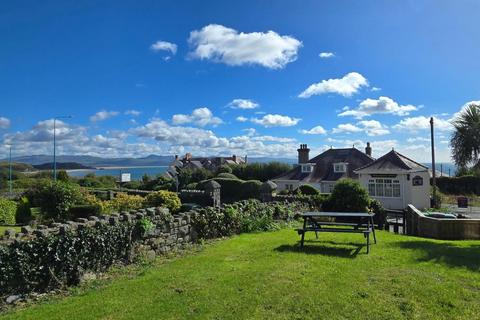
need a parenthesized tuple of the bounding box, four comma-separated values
(67, 166, 169, 180)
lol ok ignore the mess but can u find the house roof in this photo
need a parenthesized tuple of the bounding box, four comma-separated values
(273, 148, 374, 183)
(355, 150, 428, 172)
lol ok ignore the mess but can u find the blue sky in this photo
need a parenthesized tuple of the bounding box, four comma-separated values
(1, 0, 479, 162)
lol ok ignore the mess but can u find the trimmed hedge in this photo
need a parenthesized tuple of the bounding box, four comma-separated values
(0, 198, 17, 225)
(216, 173, 239, 180)
(0, 222, 139, 296)
(295, 184, 320, 195)
(190, 199, 311, 239)
(435, 176, 480, 195)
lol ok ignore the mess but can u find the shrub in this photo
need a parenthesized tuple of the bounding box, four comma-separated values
(209, 178, 244, 202)
(185, 182, 198, 190)
(435, 176, 480, 195)
(217, 164, 232, 174)
(144, 190, 181, 213)
(230, 162, 292, 182)
(26, 181, 82, 221)
(103, 193, 145, 213)
(216, 173, 238, 180)
(15, 196, 33, 224)
(368, 199, 386, 228)
(324, 179, 370, 213)
(69, 205, 102, 219)
(0, 198, 17, 225)
(241, 180, 262, 199)
(296, 184, 320, 195)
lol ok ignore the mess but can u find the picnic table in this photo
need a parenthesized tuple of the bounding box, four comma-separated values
(297, 212, 377, 253)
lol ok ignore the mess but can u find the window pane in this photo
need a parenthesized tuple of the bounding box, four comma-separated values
(368, 183, 375, 196)
(376, 182, 384, 197)
(385, 182, 393, 197)
(393, 184, 401, 197)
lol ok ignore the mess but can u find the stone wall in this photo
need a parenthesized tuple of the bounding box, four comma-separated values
(1, 207, 195, 257)
(406, 204, 480, 240)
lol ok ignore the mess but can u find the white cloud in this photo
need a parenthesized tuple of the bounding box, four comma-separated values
(451, 100, 480, 121)
(90, 110, 119, 122)
(299, 72, 368, 98)
(407, 137, 430, 143)
(250, 114, 301, 127)
(188, 24, 302, 69)
(125, 110, 141, 116)
(371, 87, 381, 92)
(393, 116, 453, 133)
(227, 99, 259, 109)
(332, 123, 363, 134)
(299, 125, 327, 135)
(251, 135, 296, 143)
(339, 96, 418, 119)
(319, 52, 335, 58)
(0, 117, 10, 129)
(358, 120, 390, 136)
(172, 107, 223, 127)
(150, 41, 177, 55)
(236, 116, 248, 122)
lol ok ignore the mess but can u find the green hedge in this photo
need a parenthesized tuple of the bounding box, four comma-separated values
(0, 222, 140, 296)
(0, 198, 17, 225)
(435, 176, 480, 195)
(190, 199, 310, 239)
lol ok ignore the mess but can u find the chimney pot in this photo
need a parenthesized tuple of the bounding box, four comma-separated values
(365, 142, 372, 157)
(297, 144, 310, 164)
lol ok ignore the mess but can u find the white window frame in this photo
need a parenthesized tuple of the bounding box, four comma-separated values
(301, 164, 313, 173)
(333, 162, 347, 173)
(368, 179, 401, 198)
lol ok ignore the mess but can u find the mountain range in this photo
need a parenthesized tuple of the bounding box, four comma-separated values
(3, 155, 297, 168)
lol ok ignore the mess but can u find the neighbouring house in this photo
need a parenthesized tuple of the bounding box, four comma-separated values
(273, 143, 374, 193)
(354, 149, 430, 210)
(164, 153, 247, 179)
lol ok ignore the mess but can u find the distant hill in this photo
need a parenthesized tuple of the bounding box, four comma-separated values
(2, 154, 297, 168)
(0, 162, 35, 172)
(33, 162, 94, 170)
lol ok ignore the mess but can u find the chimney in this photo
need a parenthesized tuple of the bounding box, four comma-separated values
(297, 144, 310, 164)
(365, 142, 372, 157)
(232, 155, 237, 163)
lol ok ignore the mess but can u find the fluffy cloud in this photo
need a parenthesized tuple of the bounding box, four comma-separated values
(319, 52, 335, 58)
(125, 110, 141, 116)
(298, 72, 368, 98)
(90, 110, 119, 122)
(393, 116, 453, 132)
(299, 125, 327, 135)
(250, 114, 301, 127)
(339, 96, 418, 119)
(357, 120, 390, 136)
(188, 24, 302, 69)
(150, 41, 177, 54)
(172, 107, 223, 127)
(227, 99, 259, 109)
(236, 116, 248, 122)
(332, 123, 363, 134)
(0, 117, 10, 129)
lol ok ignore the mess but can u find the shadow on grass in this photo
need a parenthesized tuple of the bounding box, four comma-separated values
(275, 240, 364, 258)
(390, 240, 480, 271)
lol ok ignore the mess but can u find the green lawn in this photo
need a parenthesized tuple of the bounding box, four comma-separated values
(0, 226, 21, 234)
(2, 229, 480, 320)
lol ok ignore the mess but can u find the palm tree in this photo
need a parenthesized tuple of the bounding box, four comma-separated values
(450, 103, 480, 169)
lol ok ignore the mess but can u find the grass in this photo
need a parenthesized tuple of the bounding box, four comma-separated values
(0, 226, 21, 234)
(2, 229, 480, 320)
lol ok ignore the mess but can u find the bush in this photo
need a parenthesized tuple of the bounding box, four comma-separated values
(144, 190, 181, 213)
(368, 199, 386, 228)
(296, 184, 320, 195)
(103, 193, 145, 213)
(230, 162, 292, 182)
(15, 197, 33, 224)
(26, 181, 82, 221)
(209, 178, 244, 202)
(217, 164, 232, 174)
(69, 205, 102, 219)
(0, 198, 17, 225)
(216, 173, 238, 180)
(241, 180, 262, 199)
(435, 176, 480, 195)
(324, 179, 370, 213)
(0, 222, 137, 296)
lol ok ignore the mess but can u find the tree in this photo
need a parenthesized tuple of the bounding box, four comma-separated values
(451, 104, 480, 170)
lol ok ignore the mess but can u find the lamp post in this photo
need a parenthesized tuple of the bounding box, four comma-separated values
(53, 115, 72, 182)
(8, 145, 12, 194)
(430, 117, 437, 208)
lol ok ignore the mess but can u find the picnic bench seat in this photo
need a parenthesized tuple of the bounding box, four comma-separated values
(297, 212, 377, 253)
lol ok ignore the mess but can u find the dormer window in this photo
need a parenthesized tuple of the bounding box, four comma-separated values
(301, 164, 313, 173)
(333, 162, 347, 173)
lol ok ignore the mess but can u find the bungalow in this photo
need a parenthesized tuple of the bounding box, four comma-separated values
(354, 150, 430, 210)
(273, 143, 374, 193)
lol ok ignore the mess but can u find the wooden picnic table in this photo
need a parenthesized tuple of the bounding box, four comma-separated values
(297, 212, 377, 253)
